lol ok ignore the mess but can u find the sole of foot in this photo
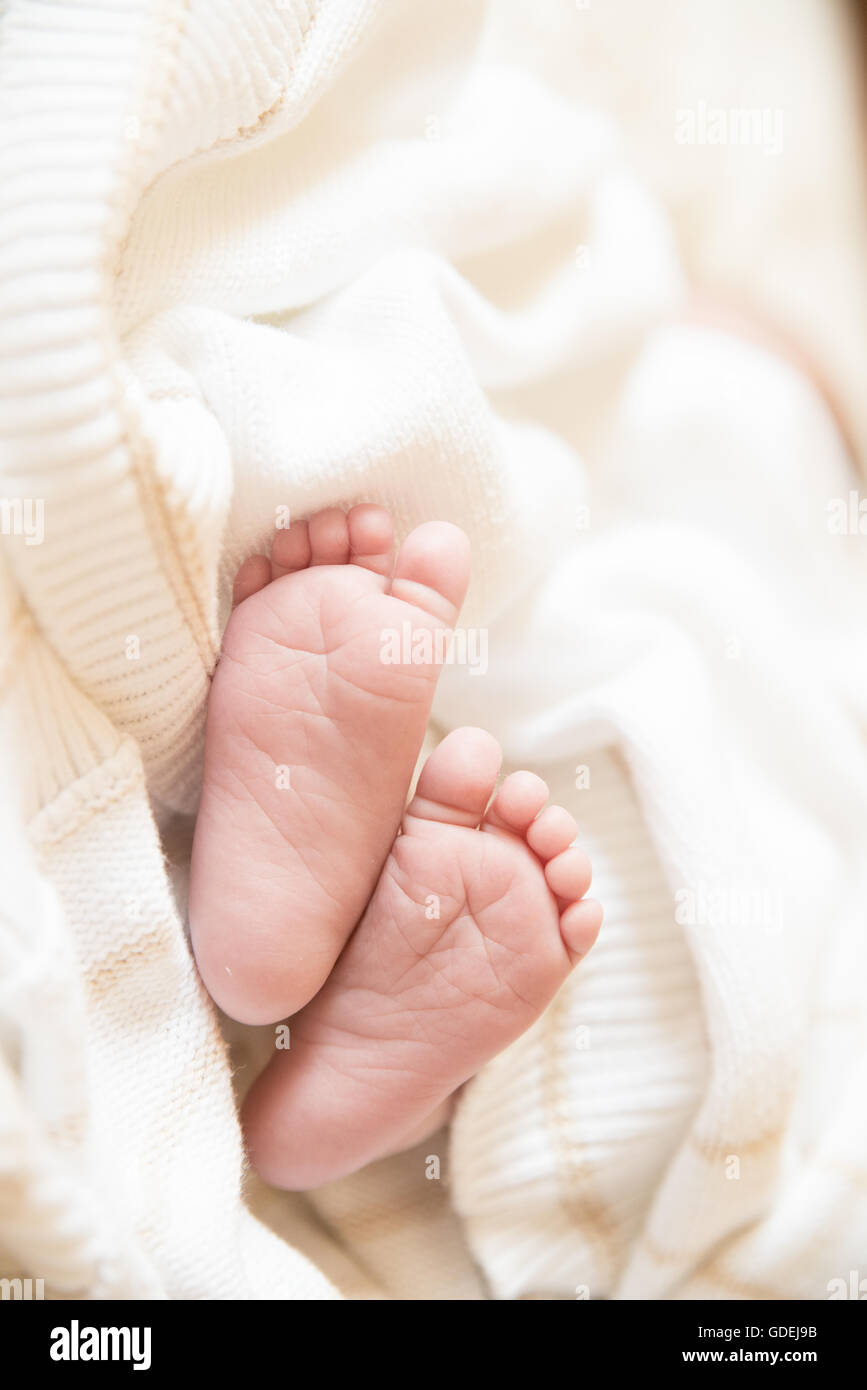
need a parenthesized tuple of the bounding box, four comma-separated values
(189, 505, 471, 1024)
(242, 727, 602, 1188)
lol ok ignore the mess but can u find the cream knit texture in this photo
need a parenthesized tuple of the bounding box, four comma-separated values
(2, 0, 867, 1299)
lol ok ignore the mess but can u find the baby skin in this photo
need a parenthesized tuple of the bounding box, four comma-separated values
(189, 505, 602, 1188)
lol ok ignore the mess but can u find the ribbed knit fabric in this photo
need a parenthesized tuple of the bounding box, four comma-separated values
(452, 750, 709, 1299)
(440, 323, 867, 1297)
(2, 0, 867, 1300)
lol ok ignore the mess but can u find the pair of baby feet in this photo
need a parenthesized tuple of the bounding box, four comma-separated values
(189, 505, 602, 1188)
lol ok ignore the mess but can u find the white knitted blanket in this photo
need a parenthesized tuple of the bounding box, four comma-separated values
(2, 0, 867, 1300)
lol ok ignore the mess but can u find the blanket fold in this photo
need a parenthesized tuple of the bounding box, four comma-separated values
(2, 0, 867, 1299)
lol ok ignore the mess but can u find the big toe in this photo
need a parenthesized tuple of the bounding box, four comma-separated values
(405, 727, 502, 827)
(390, 521, 471, 626)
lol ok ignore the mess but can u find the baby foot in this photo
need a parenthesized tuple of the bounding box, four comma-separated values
(242, 727, 603, 1189)
(189, 506, 470, 1024)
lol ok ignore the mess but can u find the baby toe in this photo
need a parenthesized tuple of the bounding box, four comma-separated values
(389, 521, 470, 626)
(232, 554, 272, 605)
(405, 727, 502, 828)
(484, 771, 549, 836)
(348, 504, 394, 576)
(559, 898, 603, 962)
(271, 519, 311, 577)
(544, 846, 592, 902)
(526, 804, 578, 861)
(308, 507, 351, 565)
